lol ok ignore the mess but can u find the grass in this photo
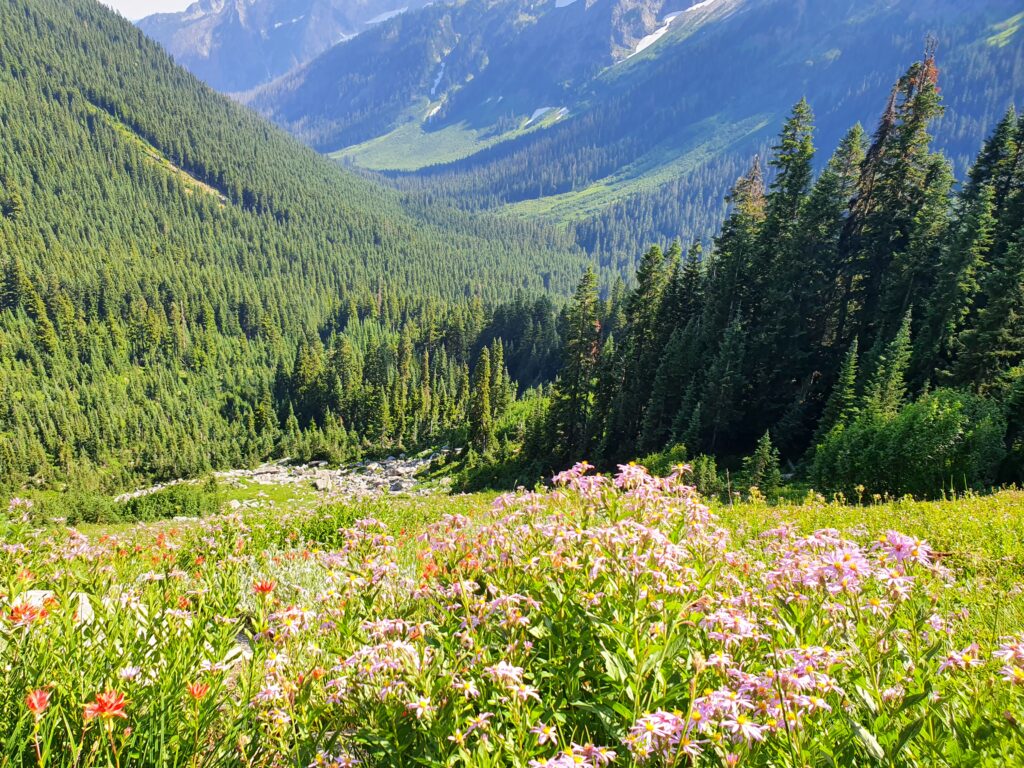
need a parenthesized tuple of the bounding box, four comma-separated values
(74, 480, 1024, 636)
(85, 100, 227, 203)
(505, 112, 773, 223)
(4, 476, 1024, 765)
(332, 115, 493, 171)
(988, 12, 1024, 48)
(331, 99, 568, 172)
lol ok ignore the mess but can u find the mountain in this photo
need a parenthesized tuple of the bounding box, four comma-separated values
(246, 0, 1024, 270)
(0, 0, 584, 490)
(138, 0, 432, 93)
(247, 0, 672, 150)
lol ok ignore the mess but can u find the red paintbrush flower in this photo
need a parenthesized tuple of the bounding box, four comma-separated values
(253, 580, 276, 596)
(26, 689, 50, 717)
(83, 690, 127, 721)
(186, 682, 210, 701)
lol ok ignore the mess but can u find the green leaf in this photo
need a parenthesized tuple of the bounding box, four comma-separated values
(897, 691, 929, 713)
(891, 718, 924, 757)
(850, 718, 885, 761)
(853, 684, 879, 715)
(611, 702, 633, 720)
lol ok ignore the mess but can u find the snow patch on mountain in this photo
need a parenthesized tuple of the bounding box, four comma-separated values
(273, 16, 305, 30)
(431, 62, 446, 96)
(367, 7, 407, 25)
(626, 11, 682, 59)
(686, 0, 724, 12)
(525, 106, 567, 127)
(526, 107, 554, 125)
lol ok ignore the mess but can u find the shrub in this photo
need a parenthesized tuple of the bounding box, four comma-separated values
(18, 491, 119, 526)
(639, 444, 726, 499)
(637, 443, 689, 476)
(119, 479, 220, 522)
(813, 388, 1006, 497)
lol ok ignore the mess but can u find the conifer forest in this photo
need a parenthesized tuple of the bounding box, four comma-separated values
(1, 2, 1024, 765)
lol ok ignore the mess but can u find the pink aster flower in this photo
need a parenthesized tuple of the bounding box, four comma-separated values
(531, 723, 558, 746)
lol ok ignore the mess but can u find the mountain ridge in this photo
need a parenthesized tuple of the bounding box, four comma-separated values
(139, 0, 433, 93)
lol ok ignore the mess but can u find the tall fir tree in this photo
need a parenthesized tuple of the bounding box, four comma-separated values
(843, 51, 946, 347)
(604, 246, 671, 459)
(952, 232, 1024, 392)
(863, 311, 913, 418)
(813, 338, 860, 444)
(918, 185, 996, 379)
(702, 314, 747, 451)
(547, 268, 602, 462)
(468, 347, 495, 454)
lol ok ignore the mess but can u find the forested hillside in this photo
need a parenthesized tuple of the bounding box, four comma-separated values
(459, 55, 1024, 496)
(0, 0, 585, 492)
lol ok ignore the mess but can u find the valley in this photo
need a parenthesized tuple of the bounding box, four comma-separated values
(1, 0, 1023, 764)
(237, 0, 1023, 265)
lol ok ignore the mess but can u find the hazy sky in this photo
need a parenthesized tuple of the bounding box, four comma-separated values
(103, 1, 193, 20)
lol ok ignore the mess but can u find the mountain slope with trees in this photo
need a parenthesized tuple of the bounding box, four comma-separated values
(246, 0, 1023, 272)
(0, 0, 585, 492)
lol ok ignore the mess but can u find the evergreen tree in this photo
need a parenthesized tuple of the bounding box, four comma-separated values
(863, 311, 913, 418)
(744, 431, 782, 497)
(918, 184, 996, 377)
(674, 400, 703, 456)
(548, 270, 602, 460)
(605, 245, 671, 459)
(590, 335, 619, 461)
(953, 233, 1024, 391)
(762, 99, 816, 245)
(365, 385, 393, 448)
(490, 338, 511, 420)
(468, 347, 495, 454)
(963, 107, 1019, 212)
(844, 51, 946, 347)
(814, 338, 860, 444)
(701, 157, 766, 336)
(547, 268, 601, 461)
(1, 257, 32, 311)
(793, 124, 866, 353)
(2, 185, 24, 221)
(703, 314, 746, 451)
(750, 99, 817, 422)
(639, 325, 691, 453)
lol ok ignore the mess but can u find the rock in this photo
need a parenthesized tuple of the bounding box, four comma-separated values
(118, 453, 444, 509)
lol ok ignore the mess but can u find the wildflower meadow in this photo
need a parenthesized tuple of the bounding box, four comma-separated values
(2, 465, 1023, 767)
